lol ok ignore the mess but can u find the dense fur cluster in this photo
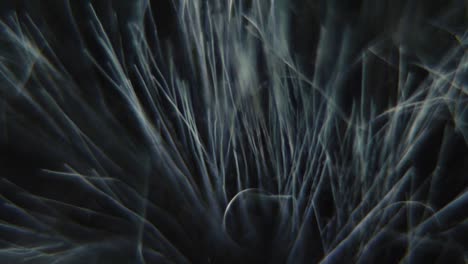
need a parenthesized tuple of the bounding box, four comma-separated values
(0, 1, 466, 263)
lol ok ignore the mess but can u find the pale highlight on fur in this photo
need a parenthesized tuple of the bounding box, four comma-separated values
(0, 0, 466, 263)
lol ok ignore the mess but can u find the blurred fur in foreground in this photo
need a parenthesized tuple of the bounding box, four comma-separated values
(0, 0, 467, 263)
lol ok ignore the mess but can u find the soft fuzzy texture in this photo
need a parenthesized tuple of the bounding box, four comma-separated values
(0, 1, 466, 263)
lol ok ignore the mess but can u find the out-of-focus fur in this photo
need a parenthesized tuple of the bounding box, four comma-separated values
(0, 1, 466, 263)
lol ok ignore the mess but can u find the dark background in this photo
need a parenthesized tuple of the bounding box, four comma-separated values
(0, 1, 466, 263)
